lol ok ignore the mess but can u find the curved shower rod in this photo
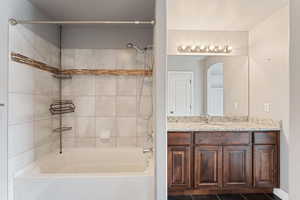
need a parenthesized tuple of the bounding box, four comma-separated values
(9, 18, 155, 25)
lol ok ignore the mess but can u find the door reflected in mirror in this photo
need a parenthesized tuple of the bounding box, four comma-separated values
(167, 55, 248, 117)
(207, 63, 224, 116)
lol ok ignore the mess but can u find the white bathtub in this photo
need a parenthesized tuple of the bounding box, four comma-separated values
(14, 148, 154, 200)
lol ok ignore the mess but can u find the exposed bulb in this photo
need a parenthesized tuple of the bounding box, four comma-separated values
(194, 46, 201, 52)
(191, 45, 197, 51)
(177, 45, 186, 52)
(217, 45, 224, 51)
(209, 45, 215, 51)
(200, 45, 206, 51)
(185, 46, 192, 52)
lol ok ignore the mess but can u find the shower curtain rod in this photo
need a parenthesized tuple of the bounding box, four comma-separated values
(9, 18, 155, 25)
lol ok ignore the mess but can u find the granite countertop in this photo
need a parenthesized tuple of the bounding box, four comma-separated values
(168, 122, 281, 132)
(167, 116, 281, 132)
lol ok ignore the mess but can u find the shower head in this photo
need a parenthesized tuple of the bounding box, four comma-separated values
(126, 42, 145, 53)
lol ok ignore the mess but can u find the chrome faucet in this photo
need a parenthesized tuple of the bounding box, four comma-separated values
(143, 147, 153, 153)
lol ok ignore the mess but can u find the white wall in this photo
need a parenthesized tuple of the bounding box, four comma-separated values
(249, 5, 289, 192)
(62, 26, 153, 49)
(154, 0, 167, 200)
(168, 30, 249, 56)
(289, 1, 300, 200)
(168, 56, 205, 115)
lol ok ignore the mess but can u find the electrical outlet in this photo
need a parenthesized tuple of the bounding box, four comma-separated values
(264, 103, 271, 113)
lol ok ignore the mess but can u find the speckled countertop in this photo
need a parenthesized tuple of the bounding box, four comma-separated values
(167, 116, 281, 132)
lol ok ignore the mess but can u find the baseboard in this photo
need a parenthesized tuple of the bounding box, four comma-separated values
(274, 188, 289, 200)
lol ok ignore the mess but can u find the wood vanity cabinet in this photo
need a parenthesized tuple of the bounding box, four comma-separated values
(168, 131, 280, 195)
(253, 132, 279, 188)
(168, 132, 192, 190)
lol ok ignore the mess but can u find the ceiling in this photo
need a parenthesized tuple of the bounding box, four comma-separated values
(28, 0, 155, 21)
(168, 0, 288, 31)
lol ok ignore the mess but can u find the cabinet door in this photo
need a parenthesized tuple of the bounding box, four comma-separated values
(223, 146, 252, 188)
(168, 146, 192, 190)
(254, 145, 277, 188)
(194, 146, 222, 189)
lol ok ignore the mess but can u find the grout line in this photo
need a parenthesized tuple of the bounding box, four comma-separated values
(265, 193, 277, 200)
(216, 194, 222, 200)
(240, 194, 248, 200)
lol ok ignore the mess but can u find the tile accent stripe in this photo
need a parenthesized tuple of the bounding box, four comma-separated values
(11, 52, 59, 74)
(11, 52, 153, 76)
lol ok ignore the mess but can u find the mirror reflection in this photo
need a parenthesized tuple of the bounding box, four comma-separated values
(167, 55, 248, 116)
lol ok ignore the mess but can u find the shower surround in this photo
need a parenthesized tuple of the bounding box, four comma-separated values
(8, 23, 154, 200)
(61, 48, 153, 148)
(8, 24, 60, 199)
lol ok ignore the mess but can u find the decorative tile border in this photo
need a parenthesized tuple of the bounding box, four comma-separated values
(11, 52, 153, 76)
(11, 52, 59, 74)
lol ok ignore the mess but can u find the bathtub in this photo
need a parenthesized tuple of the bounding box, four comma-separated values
(14, 148, 154, 200)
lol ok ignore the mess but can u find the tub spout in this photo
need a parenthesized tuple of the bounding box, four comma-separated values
(143, 148, 153, 153)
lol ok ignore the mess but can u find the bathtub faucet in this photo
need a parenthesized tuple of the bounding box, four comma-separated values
(143, 147, 153, 154)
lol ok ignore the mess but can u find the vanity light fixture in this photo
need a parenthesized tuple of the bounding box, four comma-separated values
(177, 45, 233, 54)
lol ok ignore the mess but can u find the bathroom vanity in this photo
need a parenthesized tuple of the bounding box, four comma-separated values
(167, 121, 280, 195)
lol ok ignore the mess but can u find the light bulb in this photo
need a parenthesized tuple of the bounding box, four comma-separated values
(194, 46, 201, 52)
(200, 45, 206, 51)
(191, 45, 197, 51)
(217, 46, 224, 51)
(209, 45, 215, 51)
(178, 45, 186, 52)
(185, 46, 192, 52)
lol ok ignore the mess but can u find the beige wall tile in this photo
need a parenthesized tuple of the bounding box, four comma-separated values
(34, 95, 52, 120)
(117, 77, 137, 95)
(95, 117, 116, 138)
(76, 117, 96, 138)
(96, 137, 116, 148)
(74, 96, 96, 117)
(116, 137, 137, 147)
(9, 62, 34, 94)
(117, 117, 137, 137)
(95, 76, 117, 95)
(116, 96, 137, 117)
(8, 94, 34, 125)
(34, 119, 52, 147)
(95, 96, 116, 117)
(8, 123, 34, 158)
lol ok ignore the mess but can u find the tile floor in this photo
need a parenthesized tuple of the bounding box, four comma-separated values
(168, 193, 281, 200)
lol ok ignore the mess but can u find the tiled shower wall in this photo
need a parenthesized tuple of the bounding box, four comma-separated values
(8, 24, 60, 193)
(61, 49, 153, 148)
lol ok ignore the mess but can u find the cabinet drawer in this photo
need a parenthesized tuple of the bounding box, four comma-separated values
(195, 132, 251, 145)
(254, 132, 278, 144)
(168, 132, 192, 145)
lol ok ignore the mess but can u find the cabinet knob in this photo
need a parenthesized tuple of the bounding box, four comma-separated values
(0, 103, 4, 107)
